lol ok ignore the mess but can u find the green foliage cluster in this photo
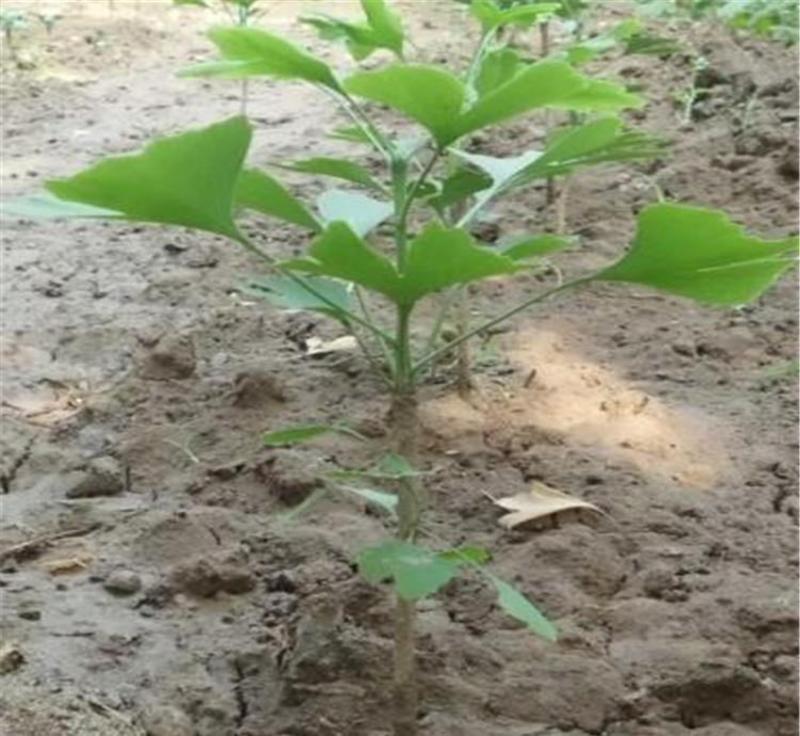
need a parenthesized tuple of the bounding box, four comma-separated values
(637, 0, 799, 43)
(3, 0, 797, 731)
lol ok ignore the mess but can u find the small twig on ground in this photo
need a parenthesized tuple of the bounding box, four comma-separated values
(0, 523, 101, 563)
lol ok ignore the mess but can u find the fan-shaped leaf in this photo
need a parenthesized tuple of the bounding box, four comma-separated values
(181, 26, 341, 91)
(245, 275, 352, 319)
(475, 47, 524, 97)
(402, 224, 520, 303)
(455, 118, 664, 197)
(277, 157, 383, 193)
(470, 0, 560, 31)
(286, 222, 404, 301)
(45, 116, 250, 239)
(426, 167, 492, 212)
(317, 190, 393, 236)
(599, 204, 799, 305)
(455, 61, 642, 140)
(358, 541, 460, 600)
(236, 168, 321, 231)
(301, 0, 403, 60)
(346, 61, 641, 147)
(344, 64, 466, 149)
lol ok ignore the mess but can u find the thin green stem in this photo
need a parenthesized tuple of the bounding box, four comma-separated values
(394, 149, 440, 272)
(402, 150, 439, 220)
(356, 286, 396, 378)
(465, 29, 498, 97)
(342, 90, 396, 162)
(455, 191, 495, 231)
(394, 305, 414, 393)
(350, 327, 393, 388)
(421, 288, 458, 361)
(318, 86, 394, 162)
(392, 157, 410, 270)
(413, 277, 592, 375)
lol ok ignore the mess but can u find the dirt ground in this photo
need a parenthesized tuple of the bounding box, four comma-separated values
(1, 1, 798, 735)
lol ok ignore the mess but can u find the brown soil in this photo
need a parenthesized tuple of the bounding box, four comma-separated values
(1, 2, 798, 735)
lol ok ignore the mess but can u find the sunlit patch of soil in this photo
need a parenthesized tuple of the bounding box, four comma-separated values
(421, 325, 728, 489)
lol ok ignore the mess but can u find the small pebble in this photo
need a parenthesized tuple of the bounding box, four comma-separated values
(104, 569, 142, 596)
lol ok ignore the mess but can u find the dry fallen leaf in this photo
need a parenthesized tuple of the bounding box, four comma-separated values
(492, 481, 604, 529)
(41, 554, 93, 575)
(305, 335, 359, 356)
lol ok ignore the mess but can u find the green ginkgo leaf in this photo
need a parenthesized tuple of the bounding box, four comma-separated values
(439, 546, 491, 564)
(358, 540, 461, 600)
(263, 423, 365, 447)
(402, 224, 520, 304)
(456, 62, 643, 139)
(489, 574, 557, 640)
(317, 190, 394, 236)
(287, 222, 404, 301)
(46, 116, 251, 240)
(475, 47, 524, 97)
(345, 61, 641, 148)
(426, 167, 492, 212)
(501, 234, 574, 261)
(470, 0, 560, 31)
(344, 64, 467, 149)
(1, 193, 122, 220)
(181, 26, 342, 91)
(277, 157, 384, 193)
(302, 0, 404, 60)
(454, 118, 664, 198)
(236, 168, 321, 232)
(599, 204, 799, 306)
(245, 274, 352, 319)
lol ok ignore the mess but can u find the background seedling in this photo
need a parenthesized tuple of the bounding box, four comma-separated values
(636, 0, 799, 43)
(1, 9, 27, 61)
(35, 12, 62, 37)
(4, 1, 797, 734)
(174, 0, 262, 112)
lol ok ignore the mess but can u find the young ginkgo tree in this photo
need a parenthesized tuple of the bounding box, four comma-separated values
(5, 0, 797, 734)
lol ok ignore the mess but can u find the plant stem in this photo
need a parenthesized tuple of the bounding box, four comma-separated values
(392, 157, 411, 270)
(464, 28, 497, 102)
(386, 384, 423, 736)
(454, 287, 473, 396)
(387, 381, 422, 736)
(413, 276, 592, 375)
(393, 596, 417, 736)
(356, 286, 396, 376)
(386, 122, 431, 735)
(343, 91, 396, 162)
(539, 21, 557, 206)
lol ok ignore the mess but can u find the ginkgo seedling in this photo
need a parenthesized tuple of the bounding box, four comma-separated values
(3, 1, 797, 734)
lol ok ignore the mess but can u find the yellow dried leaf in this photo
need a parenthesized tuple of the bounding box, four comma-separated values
(41, 554, 93, 575)
(493, 481, 604, 529)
